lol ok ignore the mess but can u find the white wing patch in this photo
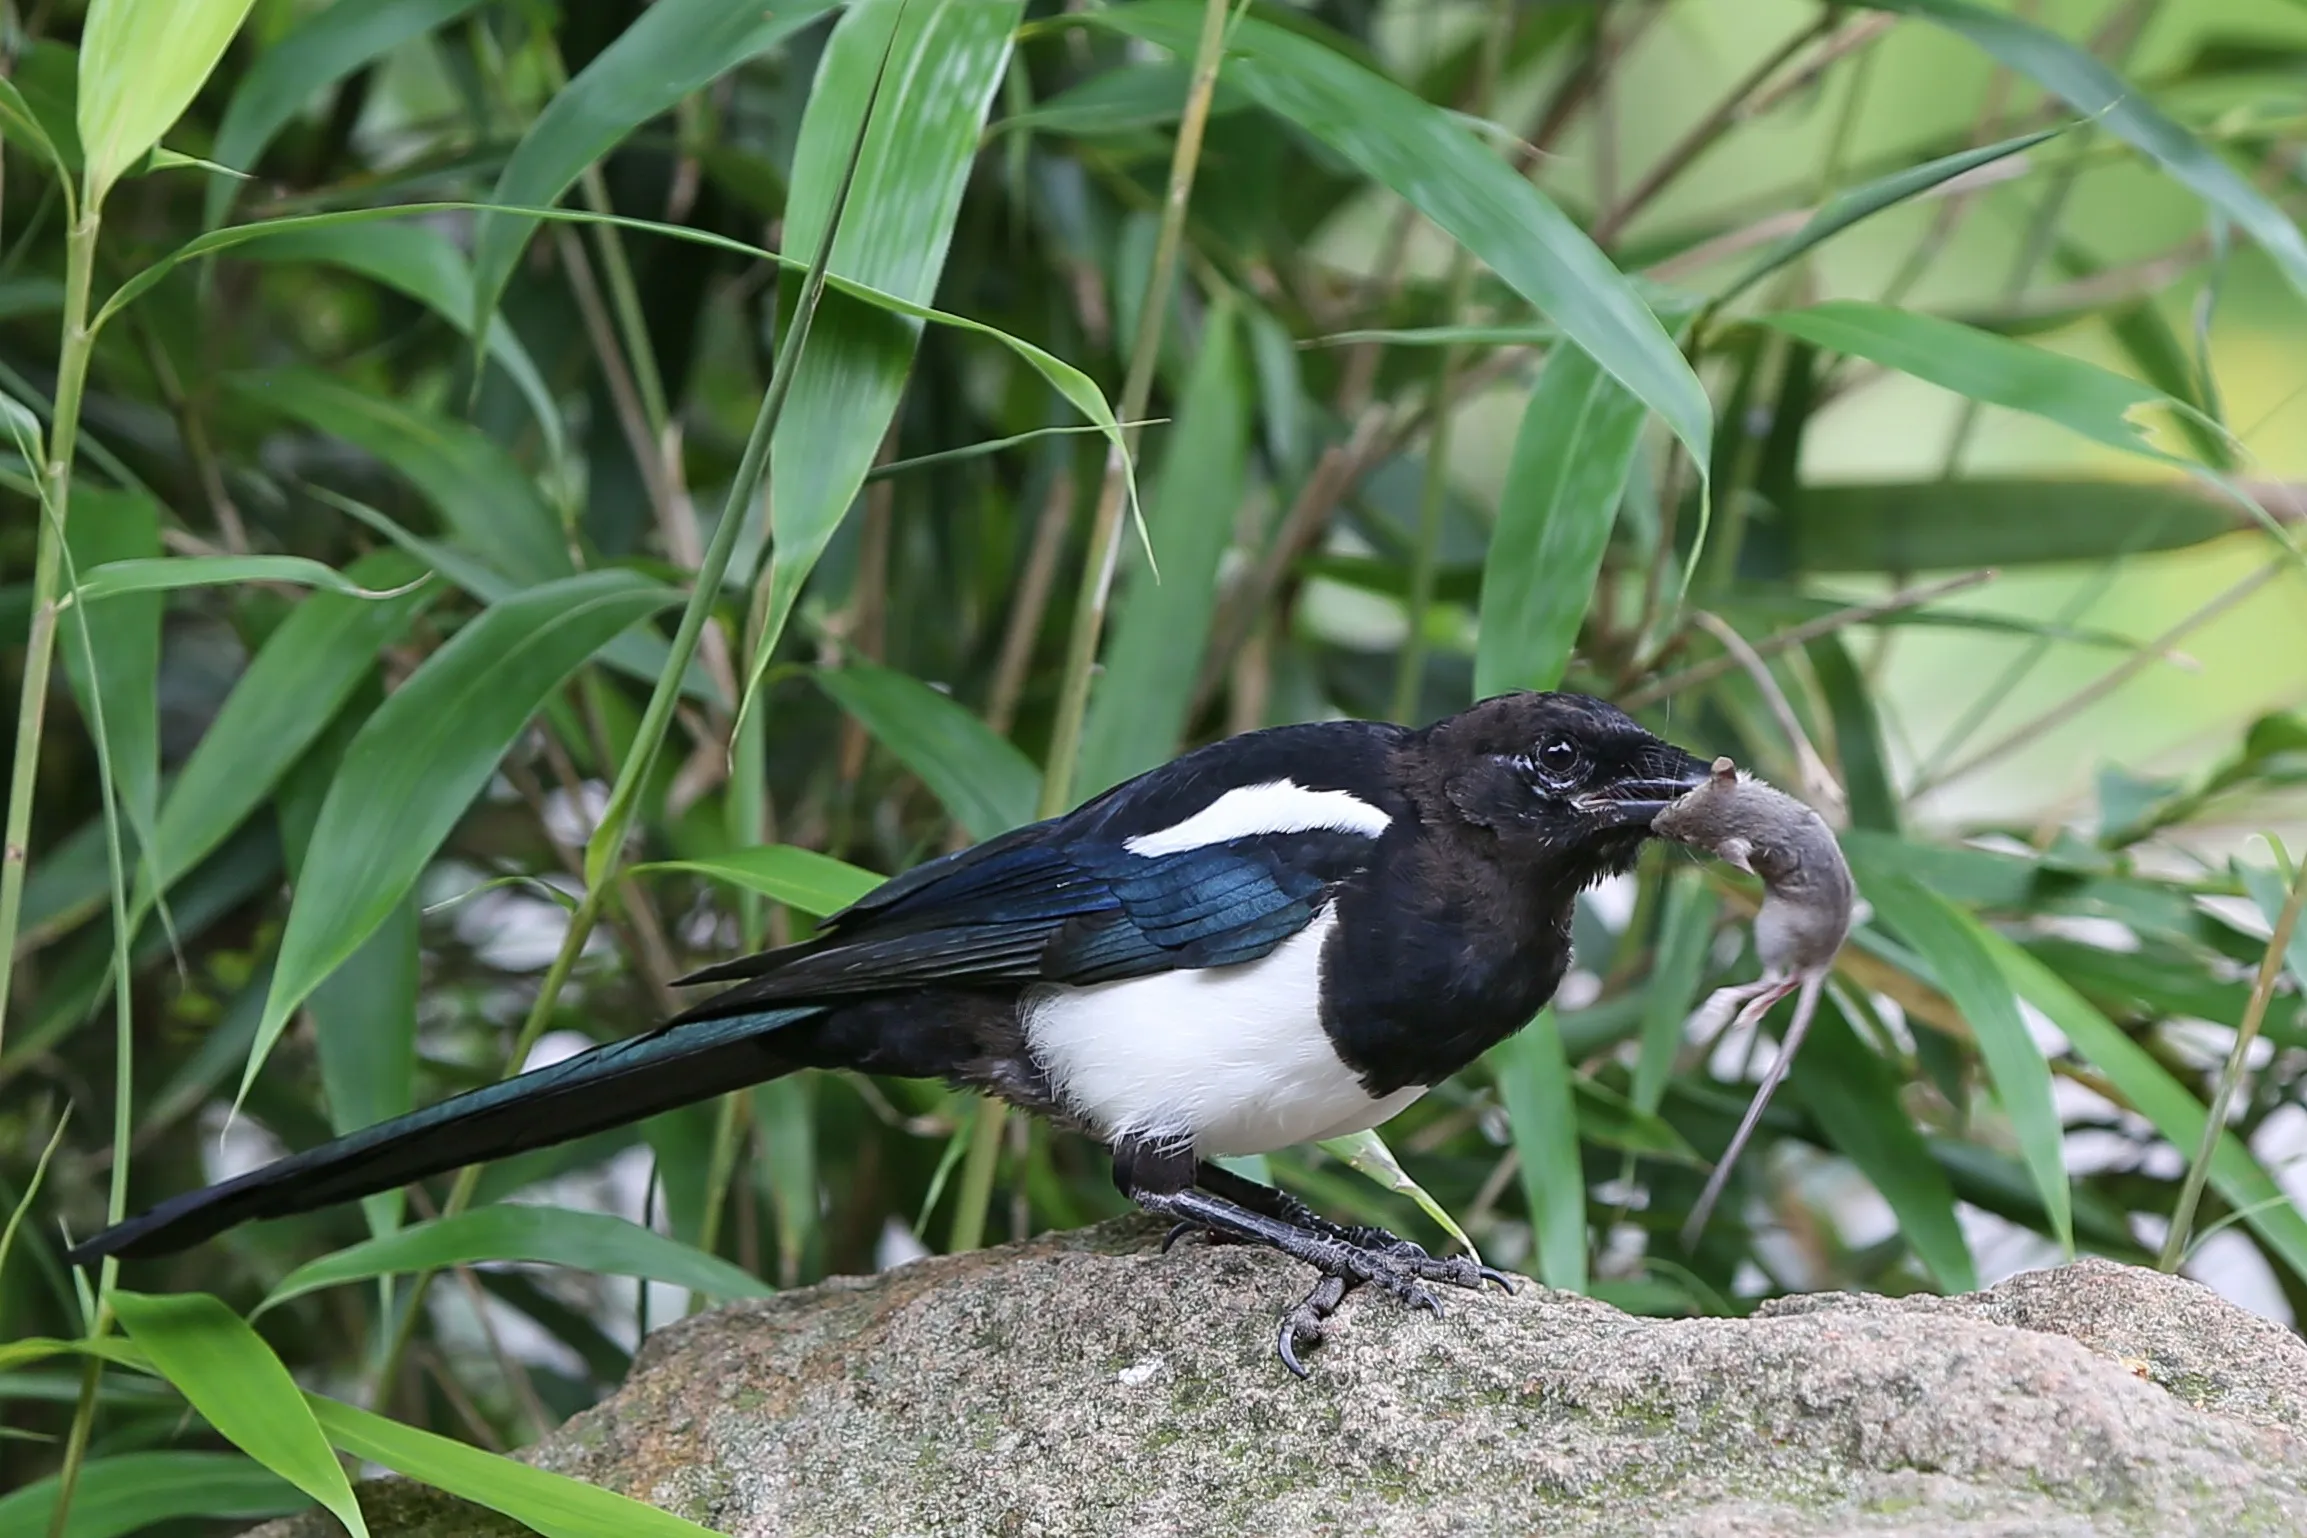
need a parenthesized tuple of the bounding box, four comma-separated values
(1123, 778, 1390, 858)
(1023, 905, 1425, 1158)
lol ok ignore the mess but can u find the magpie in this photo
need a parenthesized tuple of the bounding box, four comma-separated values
(67, 690, 1707, 1371)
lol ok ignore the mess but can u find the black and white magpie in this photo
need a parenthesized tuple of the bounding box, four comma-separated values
(68, 690, 1707, 1370)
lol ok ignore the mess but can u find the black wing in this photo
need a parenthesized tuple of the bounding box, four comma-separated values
(671, 719, 1411, 1023)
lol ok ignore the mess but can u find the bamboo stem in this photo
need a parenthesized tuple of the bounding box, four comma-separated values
(948, 0, 1233, 1256)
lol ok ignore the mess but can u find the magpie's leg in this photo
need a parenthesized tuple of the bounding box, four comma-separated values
(1196, 1162, 1514, 1294)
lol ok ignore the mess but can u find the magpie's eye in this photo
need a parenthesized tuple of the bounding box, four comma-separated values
(1534, 736, 1583, 784)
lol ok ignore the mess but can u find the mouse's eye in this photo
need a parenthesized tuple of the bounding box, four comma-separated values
(1533, 736, 1583, 784)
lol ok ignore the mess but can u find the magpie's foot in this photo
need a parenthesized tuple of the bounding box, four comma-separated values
(1328, 1224, 1519, 1295)
(1275, 1274, 1351, 1378)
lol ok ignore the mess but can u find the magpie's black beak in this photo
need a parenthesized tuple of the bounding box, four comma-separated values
(1575, 745, 1711, 828)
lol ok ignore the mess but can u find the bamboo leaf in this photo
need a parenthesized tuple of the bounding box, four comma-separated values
(206, 0, 490, 226)
(108, 1291, 367, 1538)
(1475, 345, 1649, 696)
(0, 76, 69, 182)
(1781, 478, 2250, 571)
(755, 0, 1028, 664)
(280, 714, 420, 1239)
(0, 1452, 305, 1538)
(63, 555, 423, 606)
(470, 0, 841, 336)
(631, 846, 882, 917)
(1787, 999, 1980, 1293)
(227, 368, 570, 588)
(242, 571, 679, 1106)
(144, 549, 436, 903)
(1861, 872, 2073, 1253)
(1078, 300, 1249, 796)
(256, 1206, 774, 1314)
(1719, 127, 2065, 304)
(1490, 1012, 1587, 1291)
(1316, 1128, 1480, 1260)
(59, 488, 163, 862)
(1097, 4, 1711, 471)
(306, 1395, 719, 1538)
(76, 0, 259, 201)
(816, 663, 1041, 841)
(1871, 0, 2307, 301)
(1633, 873, 1718, 1116)
(243, 221, 562, 461)
(95, 206, 1128, 490)
(1756, 302, 2211, 466)
(1987, 932, 2307, 1284)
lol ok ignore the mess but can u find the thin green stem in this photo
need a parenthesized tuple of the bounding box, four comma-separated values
(26, 191, 106, 1538)
(371, 29, 886, 1395)
(0, 207, 97, 1052)
(1034, 0, 1229, 823)
(2159, 846, 2307, 1271)
(1390, 271, 1469, 725)
(948, 0, 1232, 1257)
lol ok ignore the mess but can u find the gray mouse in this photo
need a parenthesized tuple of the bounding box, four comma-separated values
(1652, 756, 1856, 1246)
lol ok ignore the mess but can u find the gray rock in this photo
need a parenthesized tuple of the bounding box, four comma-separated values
(251, 1220, 2307, 1538)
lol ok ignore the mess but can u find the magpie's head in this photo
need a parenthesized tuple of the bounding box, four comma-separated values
(1420, 691, 1710, 882)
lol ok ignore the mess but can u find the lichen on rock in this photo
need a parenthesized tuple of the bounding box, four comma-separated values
(246, 1219, 2307, 1538)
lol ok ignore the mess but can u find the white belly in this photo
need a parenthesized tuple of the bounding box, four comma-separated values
(1021, 905, 1425, 1157)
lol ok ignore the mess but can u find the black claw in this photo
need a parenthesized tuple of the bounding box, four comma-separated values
(1275, 1274, 1350, 1378)
(1480, 1266, 1519, 1293)
(1161, 1221, 1197, 1254)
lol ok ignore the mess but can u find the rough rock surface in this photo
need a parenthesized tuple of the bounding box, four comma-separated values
(251, 1220, 2307, 1537)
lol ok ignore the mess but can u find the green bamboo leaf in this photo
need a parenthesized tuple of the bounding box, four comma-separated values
(206, 0, 490, 226)
(278, 707, 420, 1240)
(0, 1452, 306, 1538)
(755, 0, 1027, 666)
(1860, 872, 2073, 1253)
(754, 1076, 820, 1280)
(1786, 999, 1980, 1293)
(1871, 0, 2307, 301)
(1475, 346, 1649, 696)
(60, 487, 163, 874)
(0, 75, 69, 182)
(242, 570, 679, 1106)
(631, 846, 882, 917)
(1307, 322, 1558, 350)
(77, 0, 259, 201)
(1756, 301, 2213, 466)
(996, 58, 1251, 138)
(308, 486, 715, 705)
(1097, 3, 1711, 471)
(816, 663, 1041, 841)
(141, 549, 435, 905)
(94, 206, 1128, 494)
(1718, 127, 2065, 305)
(109, 1291, 367, 1538)
(1632, 873, 1719, 1115)
(227, 368, 570, 588)
(2241, 856, 2307, 995)
(62, 554, 423, 606)
(243, 221, 563, 461)
(470, 0, 841, 336)
(1988, 933, 2307, 1283)
(1782, 477, 2250, 572)
(1489, 1012, 1587, 1291)
(1077, 300, 1249, 796)
(1316, 1128, 1480, 1260)
(306, 1394, 718, 1538)
(256, 1206, 772, 1315)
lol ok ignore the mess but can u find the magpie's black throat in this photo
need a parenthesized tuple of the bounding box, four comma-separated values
(68, 690, 1706, 1376)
